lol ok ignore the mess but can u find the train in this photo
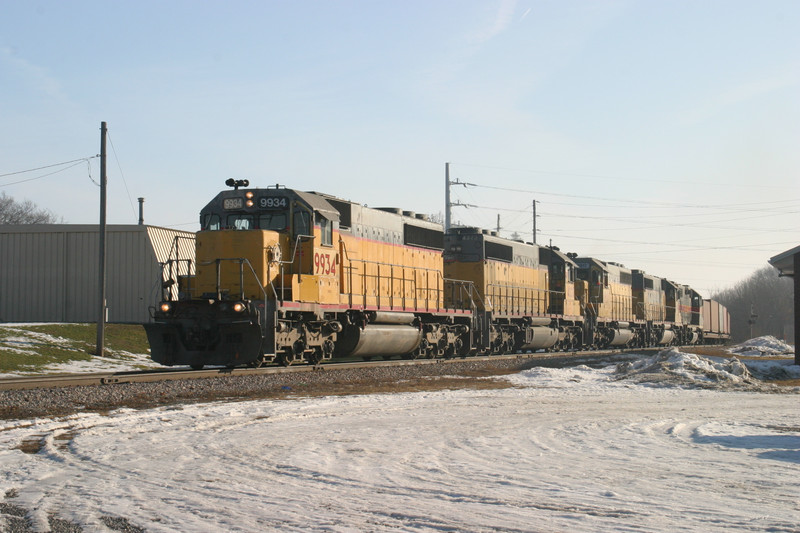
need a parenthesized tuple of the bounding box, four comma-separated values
(144, 181, 731, 369)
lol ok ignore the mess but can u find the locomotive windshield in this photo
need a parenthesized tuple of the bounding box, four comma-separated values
(228, 214, 254, 230)
(259, 212, 287, 231)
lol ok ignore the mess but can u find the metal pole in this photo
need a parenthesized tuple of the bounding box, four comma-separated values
(532, 200, 537, 244)
(96, 121, 107, 356)
(138, 197, 144, 225)
(445, 162, 451, 232)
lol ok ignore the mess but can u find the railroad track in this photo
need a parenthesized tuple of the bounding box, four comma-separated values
(0, 348, 660, 392)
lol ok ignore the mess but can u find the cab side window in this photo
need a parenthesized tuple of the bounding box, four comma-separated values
(319, 217, 332, 246)
(293, 210, 310, 237)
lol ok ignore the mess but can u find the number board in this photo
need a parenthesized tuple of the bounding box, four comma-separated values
(259, 196, 288, 209)
(223, 198, 244, 210)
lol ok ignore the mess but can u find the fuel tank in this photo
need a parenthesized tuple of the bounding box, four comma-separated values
(335, 324, 423, 357)
(657, 329, 676, 345)
(519, 326, 559, 350)
(607, 328, 634, 346)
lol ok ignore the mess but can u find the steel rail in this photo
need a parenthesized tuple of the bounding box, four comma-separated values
(0, 348, 661, 392)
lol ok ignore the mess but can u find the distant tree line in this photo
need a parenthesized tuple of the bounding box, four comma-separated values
(0, 192, 61, 224)
(712, 265, 794, 343)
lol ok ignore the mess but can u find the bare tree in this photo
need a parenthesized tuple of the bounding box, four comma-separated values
(713, 265, 794, 342)
(0, 192, 62, 224)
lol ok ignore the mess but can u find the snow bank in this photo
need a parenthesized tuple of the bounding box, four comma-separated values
(742, 358, 800, 381)
(728, 335, 794, 357)
(613, 348, 800, 388)
(615, 348, 762, 388)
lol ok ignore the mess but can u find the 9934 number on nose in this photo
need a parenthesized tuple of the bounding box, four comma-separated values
(314, 252, 336, 275)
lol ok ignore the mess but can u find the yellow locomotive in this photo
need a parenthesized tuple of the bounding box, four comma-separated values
(146, 182, 471, 368)
(444, 228, 559, 353)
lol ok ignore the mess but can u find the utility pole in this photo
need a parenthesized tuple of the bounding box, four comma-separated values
(96, 122, 107, 357)
(444, 162, 473, 230)
(445, 162, 451, 232)
(532, 200, 538, 244)
(748, 303, 758, 339)
(496, 214, 501, 234)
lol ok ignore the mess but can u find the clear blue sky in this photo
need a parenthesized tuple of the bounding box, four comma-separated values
(1, 0, 798, 296)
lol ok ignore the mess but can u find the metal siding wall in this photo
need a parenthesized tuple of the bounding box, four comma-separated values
(0, 230, 66, 322)
(106, 228, 151, 323)
(1, 225, 195, 323)
(65, 231, 99, 322)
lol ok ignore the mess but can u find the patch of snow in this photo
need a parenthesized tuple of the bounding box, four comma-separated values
(38, 353, 163, 375)
(728, 335, 795, 357)
(0, 325, 161, 377)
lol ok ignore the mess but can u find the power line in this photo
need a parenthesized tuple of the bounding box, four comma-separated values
(106, 132, 137, 219)
(0, 156, 98, 179)
(451, 161, 790, 191)
(536, 232, 796, 253)
(0, 158, 97, 187)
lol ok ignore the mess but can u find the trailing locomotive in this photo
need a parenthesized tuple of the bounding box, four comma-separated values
(145, 182, 730, 368)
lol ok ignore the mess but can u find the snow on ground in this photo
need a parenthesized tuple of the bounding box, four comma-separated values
(34, 350, 163, 375)
(1, 349, 798, 532)
(728, 335, 795, 357)
(0, 324, 162, 377)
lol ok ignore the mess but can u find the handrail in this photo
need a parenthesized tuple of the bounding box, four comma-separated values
(158, 235, 197, 301)
(485, 281, 549, 316)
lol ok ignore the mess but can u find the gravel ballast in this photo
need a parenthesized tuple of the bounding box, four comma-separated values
(0, 357, 549, 421)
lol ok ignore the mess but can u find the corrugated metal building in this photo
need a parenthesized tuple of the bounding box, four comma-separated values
(0, 225, 195, 323)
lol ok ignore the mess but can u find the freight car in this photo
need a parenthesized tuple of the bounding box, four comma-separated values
(701, 299, 731, 344)
(146, 182, 725, 368)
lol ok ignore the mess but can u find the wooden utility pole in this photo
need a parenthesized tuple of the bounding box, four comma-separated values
(96, 121, 107, 356)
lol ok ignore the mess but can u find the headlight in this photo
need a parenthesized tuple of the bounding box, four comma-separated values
(159, 302, 172, 313)
(233, 302, 246, 313)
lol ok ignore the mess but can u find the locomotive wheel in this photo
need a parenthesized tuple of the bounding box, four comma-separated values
(505, 338, 515, 354)
(190, 364, 203, 370)
(307, 348, 322, 366)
